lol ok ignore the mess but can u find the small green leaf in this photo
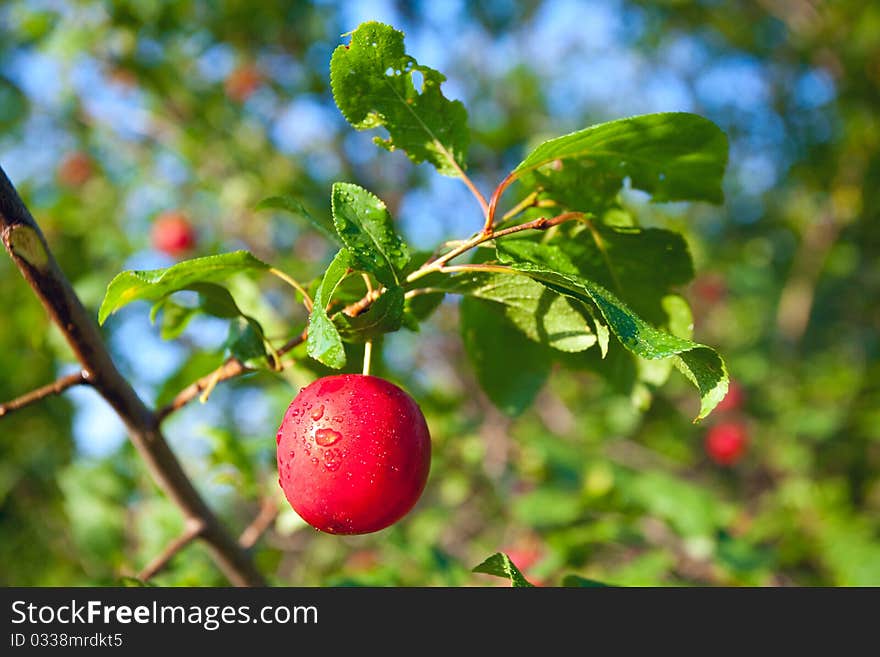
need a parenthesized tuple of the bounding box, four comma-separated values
(256, 195, 339, 243)
(307, 250, 352, 369)
(335, 285, 404, 342)
(561, 574, 612, 587)
(419, 270, 597, 352)
(460, 297, 551, 416)
(330, 21, 469, 177)
(331, 182, 410, 287)
(149, 282, 260, 341)
(224, 316, 270, 366)
(473, 552, 535, 588)
(512, 112, 728, 209)
(118, 576, 155, 588)
(153, 299, 197, 340)
(496, 240, 727, 420)
(98, 251, 269, 324)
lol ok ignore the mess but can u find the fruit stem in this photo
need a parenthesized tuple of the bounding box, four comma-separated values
(363, 340, 373, 376)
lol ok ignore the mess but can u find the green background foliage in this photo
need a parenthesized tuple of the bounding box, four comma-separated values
(1, 0, 878, 586)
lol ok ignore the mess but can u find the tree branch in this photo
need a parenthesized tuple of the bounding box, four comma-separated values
(0, 371, 88, 417)
(0, 165, 265, 586)
(137, 519, 205, 582)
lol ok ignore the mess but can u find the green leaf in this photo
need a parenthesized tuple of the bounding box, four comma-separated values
(335, 285, 404, 342)
(401, 292, 445, 331)
(224, 316, 270, 366)
(151, 299, 196, 340)
(473, 552, 535, 588)
(149, 284, 276, 367)
(636, 294, 694, 387)
(256, 195, 339, 244)
(419, 270, 597, 352)
(460, 297, 551, 416)
(512, 112, 728, 211)
(307, 250, 352, 369)
(118, 576, 155, 588)
(330, 21, 469, 177)
(550, 224, 694, 326)
(331, 182, 410, 287)
(496, 240, 727, 420)
(98, 251, 270, 324)
(561, 574, 612, 587)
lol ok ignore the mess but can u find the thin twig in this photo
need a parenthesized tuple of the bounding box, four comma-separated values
(137, 519, 205, 582)
(158, 329, 308, 422)
(501, 190, 539, 223)
(407, 211, 583, 284)
(438, 263, 515, 275)
(342, 288, 382, 318)
(0, 371, 88, 417)
(238, 498, 279, 549)
(485, 171, 518, 233)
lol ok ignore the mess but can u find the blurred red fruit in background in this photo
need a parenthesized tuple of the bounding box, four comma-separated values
(57, 151, 94, 187)
(225, 64, 263, 102)
(705, 422, 749, 466)
(151, 211, 197, 257)
(691, 272, 727, 306)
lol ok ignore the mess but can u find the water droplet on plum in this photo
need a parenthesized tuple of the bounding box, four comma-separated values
(311, 405, 325, 421)
(315, 427, 342, 446)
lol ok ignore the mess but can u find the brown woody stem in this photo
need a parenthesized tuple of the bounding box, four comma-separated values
(0, 165, 265, 586)
(137, 519, 205, 582)
(0, 371, 89, 417)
